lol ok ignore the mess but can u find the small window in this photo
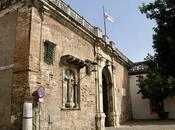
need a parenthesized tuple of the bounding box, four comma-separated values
(44, 40, 56, 65)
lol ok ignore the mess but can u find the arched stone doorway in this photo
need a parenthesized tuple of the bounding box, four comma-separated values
(102, 67, 113, 127)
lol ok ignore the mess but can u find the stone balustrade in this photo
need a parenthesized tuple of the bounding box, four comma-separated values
(49, 0, 131, 64)
(0, 0, 131, 65)
(49, 0, 94, 34)
(0, 0, 20, 11)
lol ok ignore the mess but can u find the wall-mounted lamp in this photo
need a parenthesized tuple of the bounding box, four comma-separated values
(86, 61, 98, 75)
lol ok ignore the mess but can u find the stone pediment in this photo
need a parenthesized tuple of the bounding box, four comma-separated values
(61, 55, 86, 68)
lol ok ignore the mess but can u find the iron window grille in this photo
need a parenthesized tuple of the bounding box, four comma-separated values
(44, 40, 56, 65)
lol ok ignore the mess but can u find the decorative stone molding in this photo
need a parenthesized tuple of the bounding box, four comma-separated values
(85, 60, 98, 75)
(0, 64, 14, 71)
(94, 27, 103, 38)
(0, 0, 21, 11)
(48, 0, 95, 34)
(110, 112, 117, 127)
(105, 60, 110, 67)
(112, 64, 116, 74)
(61, 55, 83, 110)
(102, 35, 110, 45)
(0, 0, 132, 68)
(63, 69, 76, 108)
(96, 54, 103, 62)
(95, 113, 106, 130)
(109, 41, 116, 50)
(61, 68, 80, 110)
(61, 55, 86, 68)
(38, 0, 132, 66)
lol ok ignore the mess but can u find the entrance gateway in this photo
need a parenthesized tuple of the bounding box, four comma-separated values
(102, 67, 114, 127)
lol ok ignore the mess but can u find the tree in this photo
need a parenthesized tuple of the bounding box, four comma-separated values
(137, 56, 175, 118)
(139, 0, 175, 77)
(137, 0, 175, 118)
(137, 55, 175, 100)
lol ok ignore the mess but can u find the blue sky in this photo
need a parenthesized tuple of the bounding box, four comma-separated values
(64, 0, 156, 62)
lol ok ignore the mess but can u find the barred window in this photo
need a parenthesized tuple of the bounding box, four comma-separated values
(44, 40, 56, 65)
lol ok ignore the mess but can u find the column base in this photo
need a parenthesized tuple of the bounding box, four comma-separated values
(95, 113, 106, 130)
(110, 112, 118, 127)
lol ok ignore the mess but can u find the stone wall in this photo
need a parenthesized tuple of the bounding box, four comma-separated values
(29, 7, 96, 130)
(114, 62, 132, 123)
(0, 11, 17, 130)
(0, 2, 132, 130)
(11, 6, 31, 130)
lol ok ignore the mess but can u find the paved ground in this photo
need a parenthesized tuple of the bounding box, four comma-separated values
(106, 120, 175, 130)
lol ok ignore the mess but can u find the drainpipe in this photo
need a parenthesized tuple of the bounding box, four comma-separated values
(23, 102, 32, 130)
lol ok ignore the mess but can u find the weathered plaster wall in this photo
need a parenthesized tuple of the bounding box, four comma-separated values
(129, 74, 158, 119)
(114, 62, 132, 123)
(164, 97, 175, 119)
(0, 11, 17, 130)
(130, 74, 175, 119)
(29, 8, 96, 130)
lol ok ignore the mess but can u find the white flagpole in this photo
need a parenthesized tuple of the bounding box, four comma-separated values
(103, 6, 107, 36)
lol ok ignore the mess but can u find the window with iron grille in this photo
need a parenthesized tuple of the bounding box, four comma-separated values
(44, 40, 56, 65)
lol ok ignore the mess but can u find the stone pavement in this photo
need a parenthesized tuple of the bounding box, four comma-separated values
(106, 120, 175, 130)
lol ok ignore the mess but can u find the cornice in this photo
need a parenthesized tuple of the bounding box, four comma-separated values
(0, 0, 133, 67)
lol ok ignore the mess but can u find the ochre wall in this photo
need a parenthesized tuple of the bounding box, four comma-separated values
(11, 7, 31, 130)
(28, 7, 132, 129)
(29, 8, 96, 130)
(0, 4, 132, 130)
(114, 62, 132, 123)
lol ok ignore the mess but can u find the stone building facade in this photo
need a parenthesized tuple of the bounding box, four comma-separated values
(0, 0, 132, 130)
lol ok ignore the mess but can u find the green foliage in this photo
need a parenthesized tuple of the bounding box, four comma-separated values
(139, 0, 175, 77)
(137, 56, 175, 99)
(138, 0, 175, 99)
(137, 72, 171, 99)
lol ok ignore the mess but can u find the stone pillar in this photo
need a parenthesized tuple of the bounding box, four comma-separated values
(111, 61, 119, 127)
(110, 112, 117, 127)
(95, 53, 106, 130)
(95, 113, 106, 130)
